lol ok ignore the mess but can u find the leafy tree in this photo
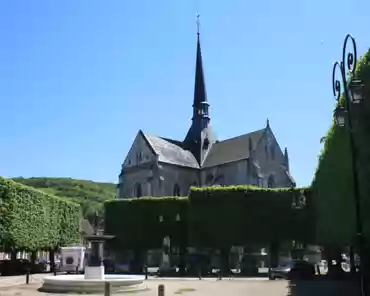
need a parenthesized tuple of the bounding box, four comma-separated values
(0, 177, 80, 251)
(12, 177, 116, 223)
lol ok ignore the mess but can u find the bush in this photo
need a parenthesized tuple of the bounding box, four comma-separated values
(311, 49, 370, 246)
(105, 187, 314, 250)
(188, 186, 315, 247)
(104, 197, 188, 250)
(0, 177, 80, 251)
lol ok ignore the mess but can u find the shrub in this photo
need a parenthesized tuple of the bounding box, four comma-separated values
(104, 197, 188, 250)
(188, 186, 314, 247)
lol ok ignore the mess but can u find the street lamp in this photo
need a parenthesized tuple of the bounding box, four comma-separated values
(333, 106, 346, 127)
(350, 79, 365, 104)
(332, 34, 366, 296)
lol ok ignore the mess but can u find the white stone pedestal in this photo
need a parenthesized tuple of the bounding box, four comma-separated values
(84, 266, 105, 280)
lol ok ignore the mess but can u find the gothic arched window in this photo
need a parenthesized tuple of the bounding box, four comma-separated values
(134, 183, 142, 198)
(268, 175, 275, 188)
(173, 184, 181, 196)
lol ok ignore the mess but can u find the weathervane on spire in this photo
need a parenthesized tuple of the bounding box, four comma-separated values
(196, 13, 200, 35)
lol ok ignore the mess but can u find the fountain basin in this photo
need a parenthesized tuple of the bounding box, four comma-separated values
(40, 274, 146, 294)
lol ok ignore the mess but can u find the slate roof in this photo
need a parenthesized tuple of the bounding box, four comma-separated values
(142, 129, 266, 169)
(143, 133, 200, 168)
(202, 129, 266, 168)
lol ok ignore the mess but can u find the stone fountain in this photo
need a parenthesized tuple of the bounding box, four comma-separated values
(41, 213, 146, 293)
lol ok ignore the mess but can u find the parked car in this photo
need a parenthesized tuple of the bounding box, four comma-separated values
(269, 261, 315, 280)
(0, 259, 31, 276)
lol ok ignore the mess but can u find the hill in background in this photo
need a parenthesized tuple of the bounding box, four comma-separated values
(12, 177, 117, 223)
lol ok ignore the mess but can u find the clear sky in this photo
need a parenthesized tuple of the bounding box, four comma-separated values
(0, 0, 369, 187)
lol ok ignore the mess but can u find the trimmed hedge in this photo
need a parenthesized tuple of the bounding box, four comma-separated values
(311, 125, 356, 246)
(188, 186, 315, 247)
(312, 49, 370, 247)
(105, 187, 314, 249)
(105, 197, 188, 250)
(0, 177, 81, 251)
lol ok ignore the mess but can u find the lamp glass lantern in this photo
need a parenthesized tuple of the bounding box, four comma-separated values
(176, 214, 181, 222)
(350, 79, 365, 104)
(333, 106, 346, 127)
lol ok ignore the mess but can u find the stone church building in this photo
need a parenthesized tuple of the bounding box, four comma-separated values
(117, 33, 295, 199)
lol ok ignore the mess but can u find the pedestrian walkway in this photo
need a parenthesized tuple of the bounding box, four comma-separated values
(0, 273, 49, 288)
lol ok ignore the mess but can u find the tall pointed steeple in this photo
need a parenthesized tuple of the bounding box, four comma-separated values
(192, 14, 209, 120)
(184, 14, 216, 166)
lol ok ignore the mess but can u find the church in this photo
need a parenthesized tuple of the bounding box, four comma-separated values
(117, 31, 295, 199)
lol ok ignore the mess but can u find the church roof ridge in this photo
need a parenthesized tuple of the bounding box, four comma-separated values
(214, 128, 265, 144)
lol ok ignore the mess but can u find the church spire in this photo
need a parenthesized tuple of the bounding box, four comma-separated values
(192, 13, 209, 120)
(184, 14, 216, 166)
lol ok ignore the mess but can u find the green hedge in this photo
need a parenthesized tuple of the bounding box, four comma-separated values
(105, 187, 314, 250)
(104, 197, 188, 250)
(311, 49, 370, 247)
(0, 177, 81, 251)
(311, 125, 356, 246)
(188, 186, 315, 247)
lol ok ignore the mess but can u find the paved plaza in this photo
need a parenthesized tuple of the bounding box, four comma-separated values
(0, 275, 289, 296)
(0, 273, 361, 296)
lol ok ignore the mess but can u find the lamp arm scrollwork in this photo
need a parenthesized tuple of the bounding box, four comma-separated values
(332, 34, 358, 102)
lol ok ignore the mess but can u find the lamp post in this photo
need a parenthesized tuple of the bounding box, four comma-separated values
(332, 34, 365, 295)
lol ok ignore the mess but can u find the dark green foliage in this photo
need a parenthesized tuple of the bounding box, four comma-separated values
(188, 186, 314, 247)
(0, 177, 80, 251)
(311, 125, 356, 245)
(12, 177, 116, 222)
(105, 197, 188, 250)
(105, 187, 314, 250)
(312, 49, 370, 247)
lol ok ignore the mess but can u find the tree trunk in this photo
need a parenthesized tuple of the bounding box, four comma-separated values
(324, 246, 343, 278)
(179, 245, 187, 276)
(49, 249, 56, 273)
(10, 250, 17, 261)
(220, 247, 230, 276)
(132, 249, 143, 274)
(30, 251, 37, 265)
(269, 241, 279, 268)
(349, 246, 356, 274)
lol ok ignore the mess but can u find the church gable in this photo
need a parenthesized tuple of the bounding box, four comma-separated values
(123, 130, 157, 169)
(254, 127, 285, 165)
(252, 125, 294, 187)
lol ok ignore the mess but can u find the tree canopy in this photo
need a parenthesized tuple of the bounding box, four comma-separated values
(0, 177, 80, 251)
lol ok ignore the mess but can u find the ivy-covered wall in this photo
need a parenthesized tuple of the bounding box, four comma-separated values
(312, 49, 370, 247)
(0, 177, 81, 251)
(105, 187, 314, 250)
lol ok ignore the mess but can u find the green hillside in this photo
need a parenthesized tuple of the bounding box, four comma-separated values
(12, 177, 117, 222)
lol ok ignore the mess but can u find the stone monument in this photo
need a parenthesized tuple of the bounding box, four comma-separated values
(83, 212, 115, 280)
(159, 236, 171, 272)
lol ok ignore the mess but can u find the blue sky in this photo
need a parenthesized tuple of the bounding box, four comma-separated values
(0, 0, 369, 187)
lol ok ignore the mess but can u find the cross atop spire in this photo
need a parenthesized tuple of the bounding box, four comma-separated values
(196, 13, 200, 36)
